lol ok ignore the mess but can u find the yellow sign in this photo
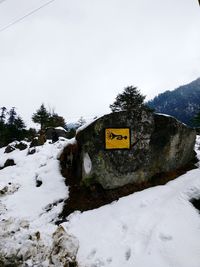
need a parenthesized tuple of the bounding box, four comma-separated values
(105, 128, 130, 150)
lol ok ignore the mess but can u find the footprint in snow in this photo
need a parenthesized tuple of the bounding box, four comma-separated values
(159, 233, 173, 241)
(91, 259, 105, 267)
(87, 248, 97, 259)
(106, 257, 112, 264)
(122, 223, 128, 232)
(125, 248, 131, 261)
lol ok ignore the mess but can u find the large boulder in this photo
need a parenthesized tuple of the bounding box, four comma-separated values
(45, 127, 67, 142)
(75, 111, 196, 189)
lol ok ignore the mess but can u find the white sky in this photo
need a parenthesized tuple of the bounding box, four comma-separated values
(0, 0, 199, 127)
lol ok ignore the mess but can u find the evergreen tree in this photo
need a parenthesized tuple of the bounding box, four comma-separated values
(14, 116, 26, 130)
(77, 116, 86, 127)
(47, 113, 66, 128)
(192, 111, 200, 126)
(110, 86, 147, 113)
(32, 104, 50, 130)
(0, 107, 7, 124)
(0, 106, 28, 147)
(4, 108, 26, 144)
(26, 128, 37, 141)
(0, 107, 7, 147)
(8, 107, 17, 125)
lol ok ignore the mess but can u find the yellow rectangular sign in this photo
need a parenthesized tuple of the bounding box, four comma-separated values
(105, 128, 130, 150)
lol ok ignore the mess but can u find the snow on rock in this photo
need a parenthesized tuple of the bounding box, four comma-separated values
(55, 127, 67, 132)
(76, 116, 100, 135)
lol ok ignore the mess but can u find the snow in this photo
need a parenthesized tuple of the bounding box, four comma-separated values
(1, 136, 200, 266)
(0, 141, 68, 220)
(0, 139, 71, 266)
(55, 126, 67, 132)
(155, 112, 173, 118)
(155, 113, 188, 126)
(76, 115, 104, 135)
(63, 169, 200, 267)
(76, 120, 95, 135)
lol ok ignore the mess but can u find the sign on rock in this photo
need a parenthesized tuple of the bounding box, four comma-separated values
(105, 128, 130, 150)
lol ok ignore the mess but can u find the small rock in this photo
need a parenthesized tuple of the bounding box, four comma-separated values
(4, 159, 16, 168)
(36, 180, 43, 187)
(15, 142, 27, 151)
(4, 145, 15, 153)
(27, 148, 36, 155)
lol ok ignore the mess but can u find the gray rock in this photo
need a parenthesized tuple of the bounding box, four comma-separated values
(0, 158, 16, 171)
(76, 111, 196, 189)
(15, 142, 27, 151)
(4, 145, 15, 154)
(30, 135, 46, 148)
(3, 159, 16, 168)
(45, 127, 67, 142)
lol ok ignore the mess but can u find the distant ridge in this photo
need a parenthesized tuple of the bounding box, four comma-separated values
(147, 77, 200, 126)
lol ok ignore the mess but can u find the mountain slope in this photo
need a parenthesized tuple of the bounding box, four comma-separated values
(147, 78, 200, 126)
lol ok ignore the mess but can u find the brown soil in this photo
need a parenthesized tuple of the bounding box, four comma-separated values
(58, 157, 198, 222)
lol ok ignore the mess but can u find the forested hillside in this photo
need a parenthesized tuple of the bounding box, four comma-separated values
(147, 78, 200, 126)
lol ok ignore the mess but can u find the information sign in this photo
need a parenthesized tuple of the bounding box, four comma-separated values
(105, 128, 131, 150)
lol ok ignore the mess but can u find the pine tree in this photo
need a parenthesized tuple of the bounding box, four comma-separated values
(77, 116, 86, 127)
(110, 86, 147, 113)
(47, 113, 66, 128)
(8, 107, 17, 125)
(32, 104, 50, 130)
(6, 108, 26, 143)
(14, 116, 26, 130)
(192, 111, 200, 127)
(0, 107, 7, 124)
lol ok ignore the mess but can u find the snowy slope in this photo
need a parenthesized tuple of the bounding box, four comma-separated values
(64, 169, 200, 267)
(0, 139, 70, 266)
(0, 137, 200, 266)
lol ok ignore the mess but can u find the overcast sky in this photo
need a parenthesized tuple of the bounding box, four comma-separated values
(0, 0, 199, 126)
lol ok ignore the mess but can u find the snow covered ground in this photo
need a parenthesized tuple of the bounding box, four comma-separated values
(1, 137, 200, 266)
(0, 139, 72, 266)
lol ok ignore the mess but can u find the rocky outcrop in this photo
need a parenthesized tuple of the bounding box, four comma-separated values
(74, 111, 196, 189)
(4, 142, 28, 153)
(45, 127, 67, 142)
(30, 136, 46, 148)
